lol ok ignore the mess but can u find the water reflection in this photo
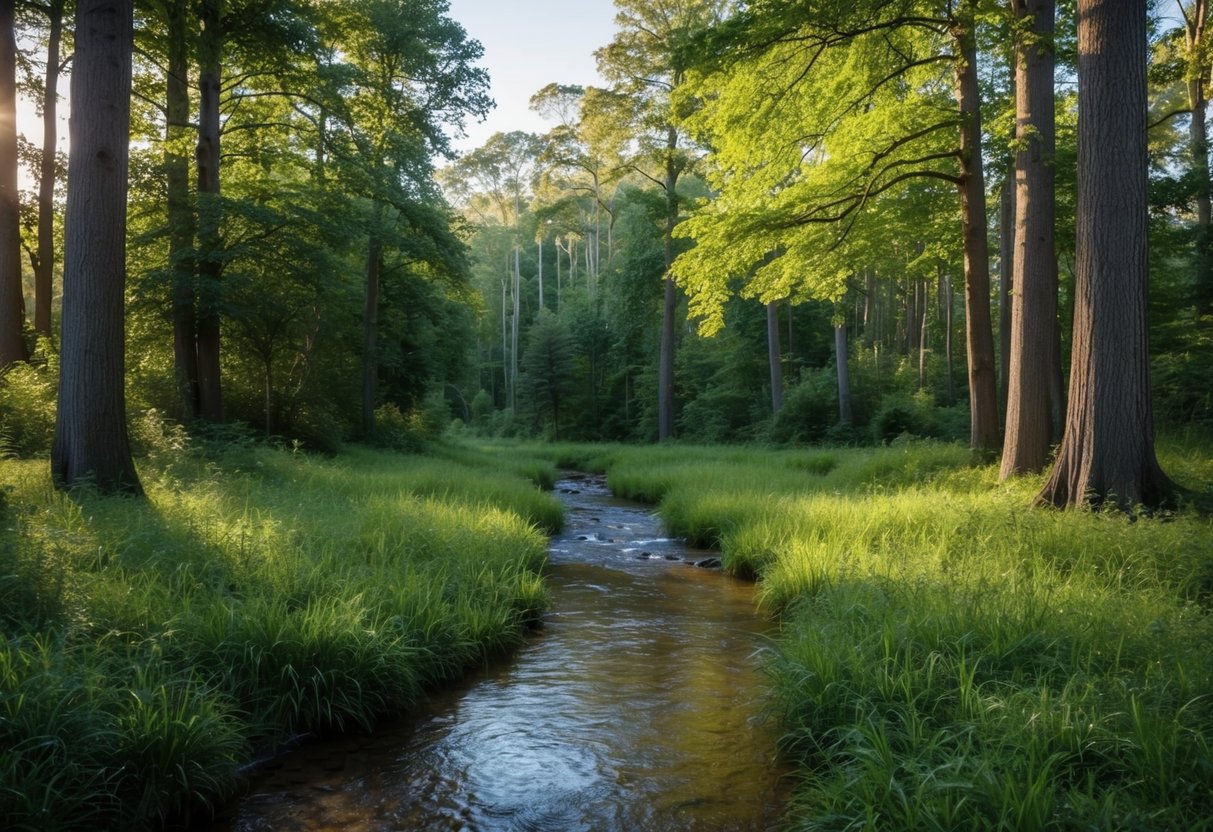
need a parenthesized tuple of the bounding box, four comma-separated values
(212, 475, 787, 831)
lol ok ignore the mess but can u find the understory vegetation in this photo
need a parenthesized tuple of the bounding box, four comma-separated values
(0, 427, 556, 831)
(515, 437, 1213, 830)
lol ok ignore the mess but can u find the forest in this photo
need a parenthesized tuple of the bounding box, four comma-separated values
(1, 0, 1212, 829)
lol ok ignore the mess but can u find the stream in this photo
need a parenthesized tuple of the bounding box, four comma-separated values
(211, 473, 788, 831)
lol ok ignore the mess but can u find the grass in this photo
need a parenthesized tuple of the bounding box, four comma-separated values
(0, 430, 560, 831)
(488, 435, 1213, 830)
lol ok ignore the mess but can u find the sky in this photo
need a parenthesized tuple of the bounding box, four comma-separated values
(443, 0, 619, 153)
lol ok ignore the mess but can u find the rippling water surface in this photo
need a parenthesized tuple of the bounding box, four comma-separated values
(212, 474, 788, 831)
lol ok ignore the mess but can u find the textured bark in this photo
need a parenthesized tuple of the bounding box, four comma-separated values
(360, 231, 382, 437)
(52, 0, 141, 494)
(166, 0, 198, 418)
(1184, 0, 1213, 314)
(835, 322, 852, 424)
(1037, 0, 1172, 509)
(1001, 0, 1058, 478)
(767, 301, 783, 414)
(998, 174, 1014, 414)
(195, 0, 223, 422)
(0, 0, 27, 366)
(953, 14, 1000, 452)
(33, 0, 64, 338)
(658, 126, 679, 441)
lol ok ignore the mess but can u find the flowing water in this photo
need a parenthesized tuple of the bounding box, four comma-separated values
(211, 473, 788, 831)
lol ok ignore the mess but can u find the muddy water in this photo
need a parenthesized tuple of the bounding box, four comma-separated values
(211, 474, 788, 831)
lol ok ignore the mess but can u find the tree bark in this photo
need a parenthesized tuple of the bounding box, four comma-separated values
(835, 320, 852, 424)
(195, 0, 223, 422)
(998, 173, 1014, 415)
(52, 0, 141, 494)
(0, 0, 27, 366)
(1184, 0, 1213, 315)
(658, 126, 679, 441)
(1037, 0, 1172, 509)
(361, 230, 382, 437)
(767, 301, 783, 414)
(33, 0, 64, 339)
(166, 0, 198, 419)
(1001, 0, 1059, 478)
(953, 11, 1001, 453)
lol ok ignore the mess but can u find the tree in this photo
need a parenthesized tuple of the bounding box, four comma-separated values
(0, 0, 27, 367)
(31, 0, 66, 339)
(1037, 0, 1172, 509)
(52, 0, 141, 493)
(596, 0, 728, 442)
(1177, 0, 1212, 314)
(520, 307, 575, 437)
(670, 0, 1001, 452)
(1000, 0, 1059, 477)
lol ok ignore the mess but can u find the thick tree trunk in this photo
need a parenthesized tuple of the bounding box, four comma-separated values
(195, 0, 223, 422)
(767, 301, 783, 414)
(361, 232, 382, 437)
(166, 0, 198, 419)
(1001, 0, 1059, 478)
(835, 321, 852, 424)
(52, 0, 141, 494)
(0, 0, 26, 366)
(953, 13, 1001, 452)
(33, 0, 63, 338)
(1037, 0, 1172, 509)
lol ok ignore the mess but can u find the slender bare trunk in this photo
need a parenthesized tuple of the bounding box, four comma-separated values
(953, 11, 1001, 452)
(166, 0, 198, 418)
(1001, 0, 1059, 478)
(835, 321, 852, 424)
(360, 229, 382, 437)
(658, 127, 679, 441)
(998, 173, 1015, 415)
(33, 0, 64, 338)
(195, 0, 223, 421)
(0, 0, 26, 366)
(767, 301, 783, 414)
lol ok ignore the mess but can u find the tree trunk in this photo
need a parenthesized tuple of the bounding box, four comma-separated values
(195, 0, 223, 422)
(1186, 0, 1213, 315)
(953, 11, 1001, 452)
(0, 0, 26, 366)
(361, 230, 382, 437)
(33, 0, 64, 339)
(511, 246, 520, 411)
(1001, 0, 1059, 478)
(166, 0, 198, 419)
(658, 128, 679, 441)
(1037, 0, 1172, 509)
(835, 321, 853, 424)
(944, 272, 955, 403)
(998, 173, 1015, 415)
(52, 0, 141, 494)
(767, 301, 783, 414)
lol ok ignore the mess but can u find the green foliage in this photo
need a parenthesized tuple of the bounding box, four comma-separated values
(0, 443, 556, 829)
(554, 438, 1213, 830)
(0, 354, 57, 457)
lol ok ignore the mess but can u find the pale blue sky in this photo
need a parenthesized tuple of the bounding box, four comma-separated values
(444, 0, 619, 153)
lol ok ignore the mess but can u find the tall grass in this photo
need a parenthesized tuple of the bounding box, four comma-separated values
(499, 437, 1213, 830)
(1, 433, 559, 830)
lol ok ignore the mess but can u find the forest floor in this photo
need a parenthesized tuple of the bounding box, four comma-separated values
(3, 429, 1212, 830)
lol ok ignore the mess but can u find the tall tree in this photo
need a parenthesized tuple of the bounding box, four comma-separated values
(1037, 0, 1172, 509)
(1178, 0, 1212, 314)
(1000, 0, 1059, 477)
(596, 0, 727, 441)
(0, 0, 26, 366)
(52, 0, 141, 493)
(194, 0, 223, 421)
(32, 0, 65, 339)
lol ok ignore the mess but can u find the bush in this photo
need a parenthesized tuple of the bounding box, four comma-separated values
(0, 357, 57, 457)
(770, 369, 840, 445)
